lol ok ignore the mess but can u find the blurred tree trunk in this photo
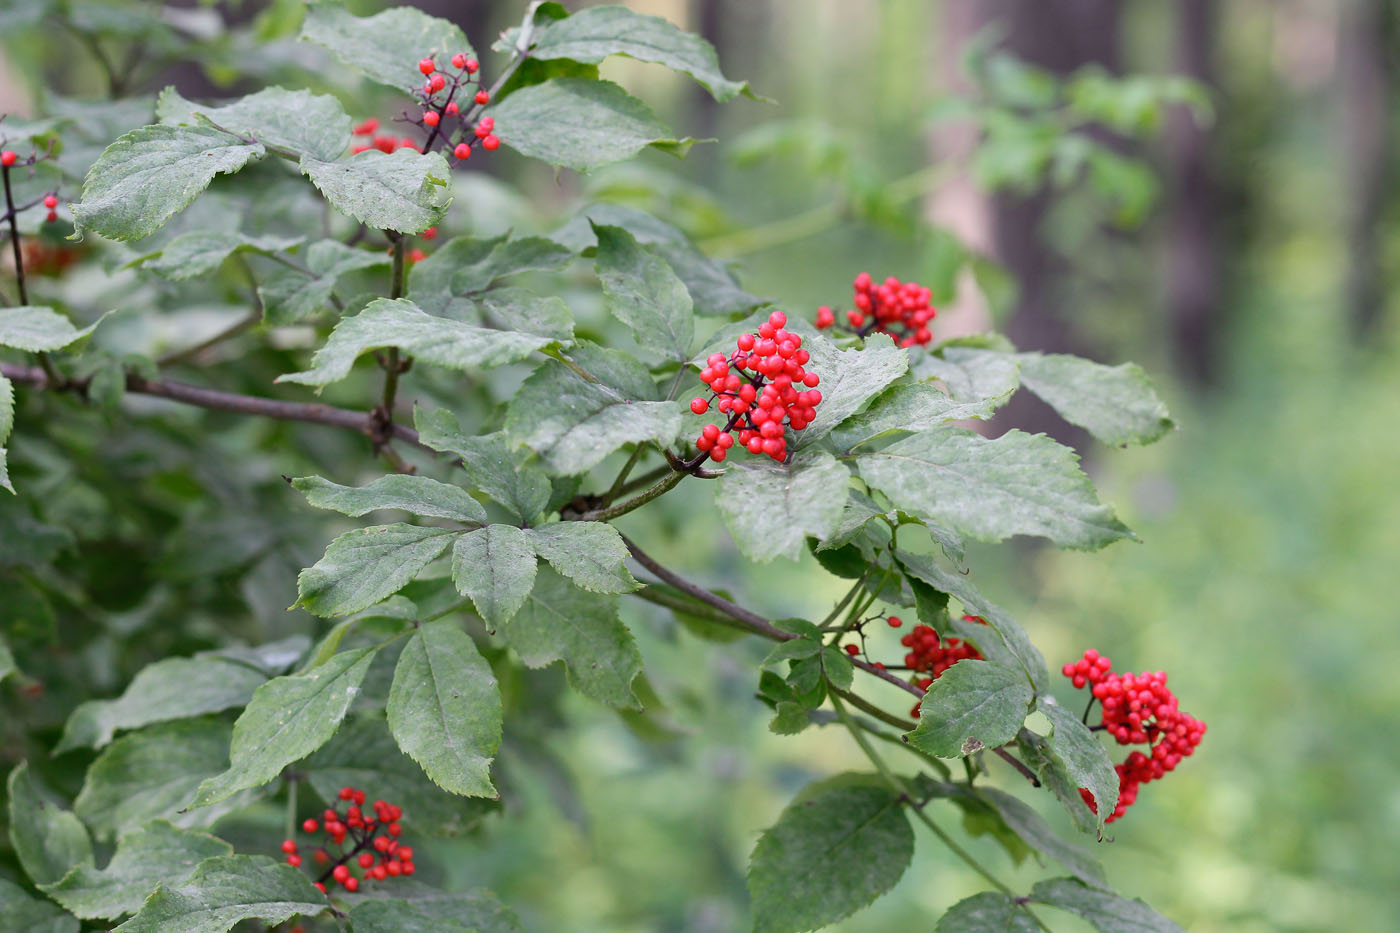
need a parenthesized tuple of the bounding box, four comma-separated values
(1339, 0, 1393, 341)
(1164, 0, 1223, 387)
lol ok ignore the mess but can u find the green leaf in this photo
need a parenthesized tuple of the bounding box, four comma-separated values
(797, 333, 909, 443)
(129, 231, 303, 280)
(0, 306, 103, 352)
(859, 426, 1134, 550)
(387, 620, 502, 797)
(0, 632, 15, 682)
(747, 779, 914, 933)
(529, 5, 752, 101)
(349, 890, 523, 933)
(300, 149, 452, 234)
(111, 854, 327, 933)
(714, 448, 848, 562)
(1015, 352, 1174, 447)
(413, 412, 551, 523)
(72, 124, 263, 241)
(830, 382, 997, 451)
(278, 298, 551, 388)
(259, 240, 389, 324)
(525, 521, 638, 594)
(1038, 699, 1119, 830)
(976, 786, 1106, 887)
(303, 718, 500, 836)
(504, 566, 642, 708)
(447, 236, 576, 295)
(74, 719, 253, 841)
(906, 660, 1034, 758)
(300, 1, 474, 93)
(292, 474, 486, 523)
(491, 78, 695, 173)
(192, 647, 377, 806)
(935, 892, 1040, 932)
(297, 524, 455, 617)
(156, 85, 351, 162)
(6, 762, 93, 886)
(476, 288, 575, 341)
(56, 657, 267, 752)
(451, 525, 537, 628)
(592, 223, 694, 360)
(913, 346, 1022, 418)
(505, 344, 683, 475)
(0, 877, 78, 933)
(196, 635, 310, 677)
(1014, 727, 1098, 835)
(1029, 878, 1185, 932)
(40, 822, 232, 920)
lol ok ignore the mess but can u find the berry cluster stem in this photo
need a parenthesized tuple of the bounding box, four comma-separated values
(1, 157, 62, 386)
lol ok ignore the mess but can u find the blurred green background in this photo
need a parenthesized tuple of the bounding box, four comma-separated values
(4, 1, 1399, 930)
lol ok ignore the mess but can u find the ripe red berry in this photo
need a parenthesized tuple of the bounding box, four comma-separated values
(43, 194, 58, 209)
(422, 226, 438, 240)
(418, 58, 436, 75)
(372, 864, 388, 880)
(690, 398, 709, 414)
(339, 787, 354, 801)
(423, 110, 440, 127)
(396, 846, 414, 861)
(887, 616, 902, 628)
(0, 151, 16, 167)
(482, 134, 499, 150)
(388, 822, 401, 836)
(45, 211, 57, 223)
(408, 248, 426, 263)
(332, 865, 350, 883)
(451, 52, 468, 70)
(281, 839, 298, 854)
(302, 818, 318, 833)
(343, 877, 359, 892)
(475, 90, 490, 105)
(358, 852, 374, 868)
(352, 118, 379, 136)
(454, 143, 471, 160)
(314, 882, 326, 894)
(844, 643, 859, 656)
(464, 59, 479, 73)
(286, 853, 301, 867)
(446, 102, 459, 116)
(430, 74, 447, 92)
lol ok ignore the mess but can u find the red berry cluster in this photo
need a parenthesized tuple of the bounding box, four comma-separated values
(0, 140, 61, 223)
(350, 117, 419, 155)
(349, 52, 498, 164)
(814, 272, 937, 348)
(905, 615, 987, 717)
(1062, 650, 1207, 823)
(689, 310, 822, 464)
(280, 786, 414, 894)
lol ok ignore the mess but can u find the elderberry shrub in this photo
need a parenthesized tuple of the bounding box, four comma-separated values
(281, 786, 415, 894)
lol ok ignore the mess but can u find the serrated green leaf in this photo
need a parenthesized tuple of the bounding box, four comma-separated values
(505, 344, 683, 475)
(748, 779, 914, 933)
(906, 660, 1034, 758)
(935, 892, 1040, 932)
(714, 448, 847, 562)
(1016, 352, 1174, 446)
(57, 657, 267, 752)
(112, 854, 326, 933)
(192, 647, 376, 806)
(768, 701, 813, 735)
(797, 333, 909, 443)
(1014, 727, 1097, 835)
(278, 298, 551, 388)
(298, 524, 455, 617)
(592, 223, 694, 360)
(451, 524, 537, 628)
(6, 762, 93, 886)
(74, 719, 253, 841)
(761, 638, 821, 666)
(913, 346, 1022, 418)
(0, 877, 78, 933)
(447, 236, 575, 296)
(303, 717, 500, 836)
(491, 78, 695, 172)
(300, 1, 474, 93)
(820, 645, 855, 690)
(72, 124, 263, 241)
(529, 5, 751, 101)
(976, 786, 1105, 887)
(831, 382, 993, 451)
(413, 412, 552, 523)
(156, 85, 351, 162)
(1038, 699, 1119, 830)
(387, 620, 501, 797)
(1030, 878, 1185, 932)
(197, 635, 311, 677)
(0, 306, 103, 352)
(129, 231, 303, 280)
(476, 287, 575, 341)
(293, 474, 486, 523)
(301, 149, 452, 234)
(40, 822, 232, 920)
(349, 890, 523, 933)
(525, 521, 638, 594)
(259, 239, 389, 324)
(504, 565, 641, 708)
(860, 426, 1133, 550)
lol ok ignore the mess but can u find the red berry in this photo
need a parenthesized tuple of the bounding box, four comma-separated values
(408, 248, 426, 263)
(339, 787, 355, 800)
(430, 74, 447, 92)
(397, 846, 414, 861)
(844, 643, 859, 656)
(281, 839, 298, 854)
(332, 865, 350, 882)
(887, 616, 902, 628)
(451, 52, 468, 70)
(690, 398, 709, 414)
(454, 143, 471, 160)
(314, 882, 326, 894)
(302, 818, 318, 833)
(45, 211, 57, 223)
(0, 151, 16, 167)
(422, 226, 438, 240)
(446, 102, 460, 116)
(475, 90, 490, 105)
(388, 822, 401, 837)
(43, 194, 57, 209)
(419, 58, 436, 75)
(343, 877, 359, 892)
(423, 110, 440, 127)
(286, 853, 302, 867)
(372, 864, 388, 880)
(482, 134, 499, 150)
(352, 118, 379, 136)
(352, 790, 366, 805)
(358, 852, 374, 868)
(464, 59, 479, 73)
(386, 860, 403, 876)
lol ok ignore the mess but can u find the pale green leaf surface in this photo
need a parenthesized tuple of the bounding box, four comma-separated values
(40, 822, 232, 920)
(1038, 699, 1119, 830)
(300, 2, 474, 93)
(193, 647, 376, 806)
(0, 877, 78, 933)
(592, 223, 694, 360)
(907, 660, 1034, 758)
(491, 78, 693, 172)
(747, 780, 914, 933)
(258, 240, 389, 324)
(293, 474, 486, 523)
(72, 124, 263, 241)
(1016, 352, 1174, 447)
(448, 236, 575, 295)
(1030, 878, 1185, 932)
(412, 412, 551, 522)
(296, 524, 455, 617)
(714, 448, 848, 562)
(504, 566, 641, 708)
(6, 762, 93, 886)
(301, 149, 452, 234)
(913, 346, 1022, 419)
(1015, 727, 1098, 835)
(451, 525, 537, 628)
(0, 306, 103, 352)
(348, 890, 523, 933)
(387, 620, 502, 797)
(476, 287, 575, 341)
(156, 85, 351, 162)
(526, 521, 639, 593)
(935, 892, 1039, 932)
(860, 426, 1133, 550)
(830, 382, 994, 451)
(278, 298, 551, 388)
(976, 786, 1106, 887)
(57, 657, 267, 752)
(112, 855, 326, 933)
(129, 231, 303, 280)
(796, 333, 909, 444)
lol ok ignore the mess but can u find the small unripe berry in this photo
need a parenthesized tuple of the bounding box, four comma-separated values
(419, 58, 436, 75)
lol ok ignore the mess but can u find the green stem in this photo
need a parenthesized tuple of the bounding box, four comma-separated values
(601, 445, 647, 506)
(284, 777, 298, 842)
(631, 584, 757, 633)
(577, 470, 685, 523)
(819, 571, 874, 629)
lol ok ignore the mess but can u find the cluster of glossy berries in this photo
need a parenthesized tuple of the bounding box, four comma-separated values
(280, 786, 414, 894)
(416, 53, 498, 161)
(689, 310, 822, 464)
(905, 615, 987, 718)
(815, 273, 937, 348)
(1, 147, 60, 222)
(1062, 650, 1207, 823)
